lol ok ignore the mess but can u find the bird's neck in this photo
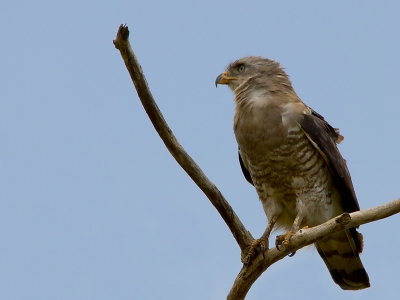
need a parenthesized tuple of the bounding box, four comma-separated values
(233, 90, 306, 152)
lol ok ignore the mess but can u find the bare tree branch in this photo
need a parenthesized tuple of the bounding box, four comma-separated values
(113, 24, 252, 250)
(113, 24, 400, 300)
(227, 198, 400, 299)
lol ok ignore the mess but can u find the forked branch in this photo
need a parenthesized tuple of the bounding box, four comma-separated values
(227, 198, 400, 299)
(113, 24, 400, 300)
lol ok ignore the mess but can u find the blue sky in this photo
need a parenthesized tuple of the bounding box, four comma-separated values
(2, 1, 400, 299)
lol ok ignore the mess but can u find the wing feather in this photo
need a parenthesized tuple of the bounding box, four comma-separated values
(238, 148, 253, 185)
(298, 108, 360, 214)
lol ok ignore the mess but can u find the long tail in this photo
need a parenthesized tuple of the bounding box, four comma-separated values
(315, 228, 370, 290)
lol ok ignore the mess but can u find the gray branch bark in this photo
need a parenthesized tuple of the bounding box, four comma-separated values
(227, 198, 400, 299)
(113, 24, 400, 300)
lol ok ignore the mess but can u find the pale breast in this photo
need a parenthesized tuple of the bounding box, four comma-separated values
(241, 125, 338, 229)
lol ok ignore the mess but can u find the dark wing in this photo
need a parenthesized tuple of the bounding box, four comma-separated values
(299, 108, 360, 214)
(238, 148, 253, 185)
(301, 109, 369, 288)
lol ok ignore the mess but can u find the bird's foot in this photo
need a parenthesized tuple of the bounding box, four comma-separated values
(275, 231, 296, 257)
(241, 238, 268, 265)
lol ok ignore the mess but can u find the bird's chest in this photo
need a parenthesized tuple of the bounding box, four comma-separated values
(239, 124, 323, 189)
(235, 114, 333, 222)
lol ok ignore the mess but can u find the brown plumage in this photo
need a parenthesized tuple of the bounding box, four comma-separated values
(216, 56, 370, 290)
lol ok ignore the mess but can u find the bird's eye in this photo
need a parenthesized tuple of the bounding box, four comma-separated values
(238, 65, 245, 72)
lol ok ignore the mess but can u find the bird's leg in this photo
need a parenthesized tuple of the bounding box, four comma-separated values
(276, 212, 304, 256)
(242, 215, 278, 265)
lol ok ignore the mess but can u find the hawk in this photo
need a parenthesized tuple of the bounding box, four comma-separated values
(215, 56, 370, 290)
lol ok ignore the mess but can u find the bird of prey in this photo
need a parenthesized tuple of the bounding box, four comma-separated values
(215, 56, 370, 290)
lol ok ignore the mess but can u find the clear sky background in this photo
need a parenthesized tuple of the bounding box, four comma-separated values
(2, 1, 400, 299)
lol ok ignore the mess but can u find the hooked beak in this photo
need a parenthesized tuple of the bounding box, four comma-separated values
(215, 71, 238, 87)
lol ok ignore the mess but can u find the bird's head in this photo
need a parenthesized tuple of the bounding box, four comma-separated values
(215, 56, 292, 94)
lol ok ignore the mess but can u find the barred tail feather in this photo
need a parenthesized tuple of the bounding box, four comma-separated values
(315, 229, 370, 290)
